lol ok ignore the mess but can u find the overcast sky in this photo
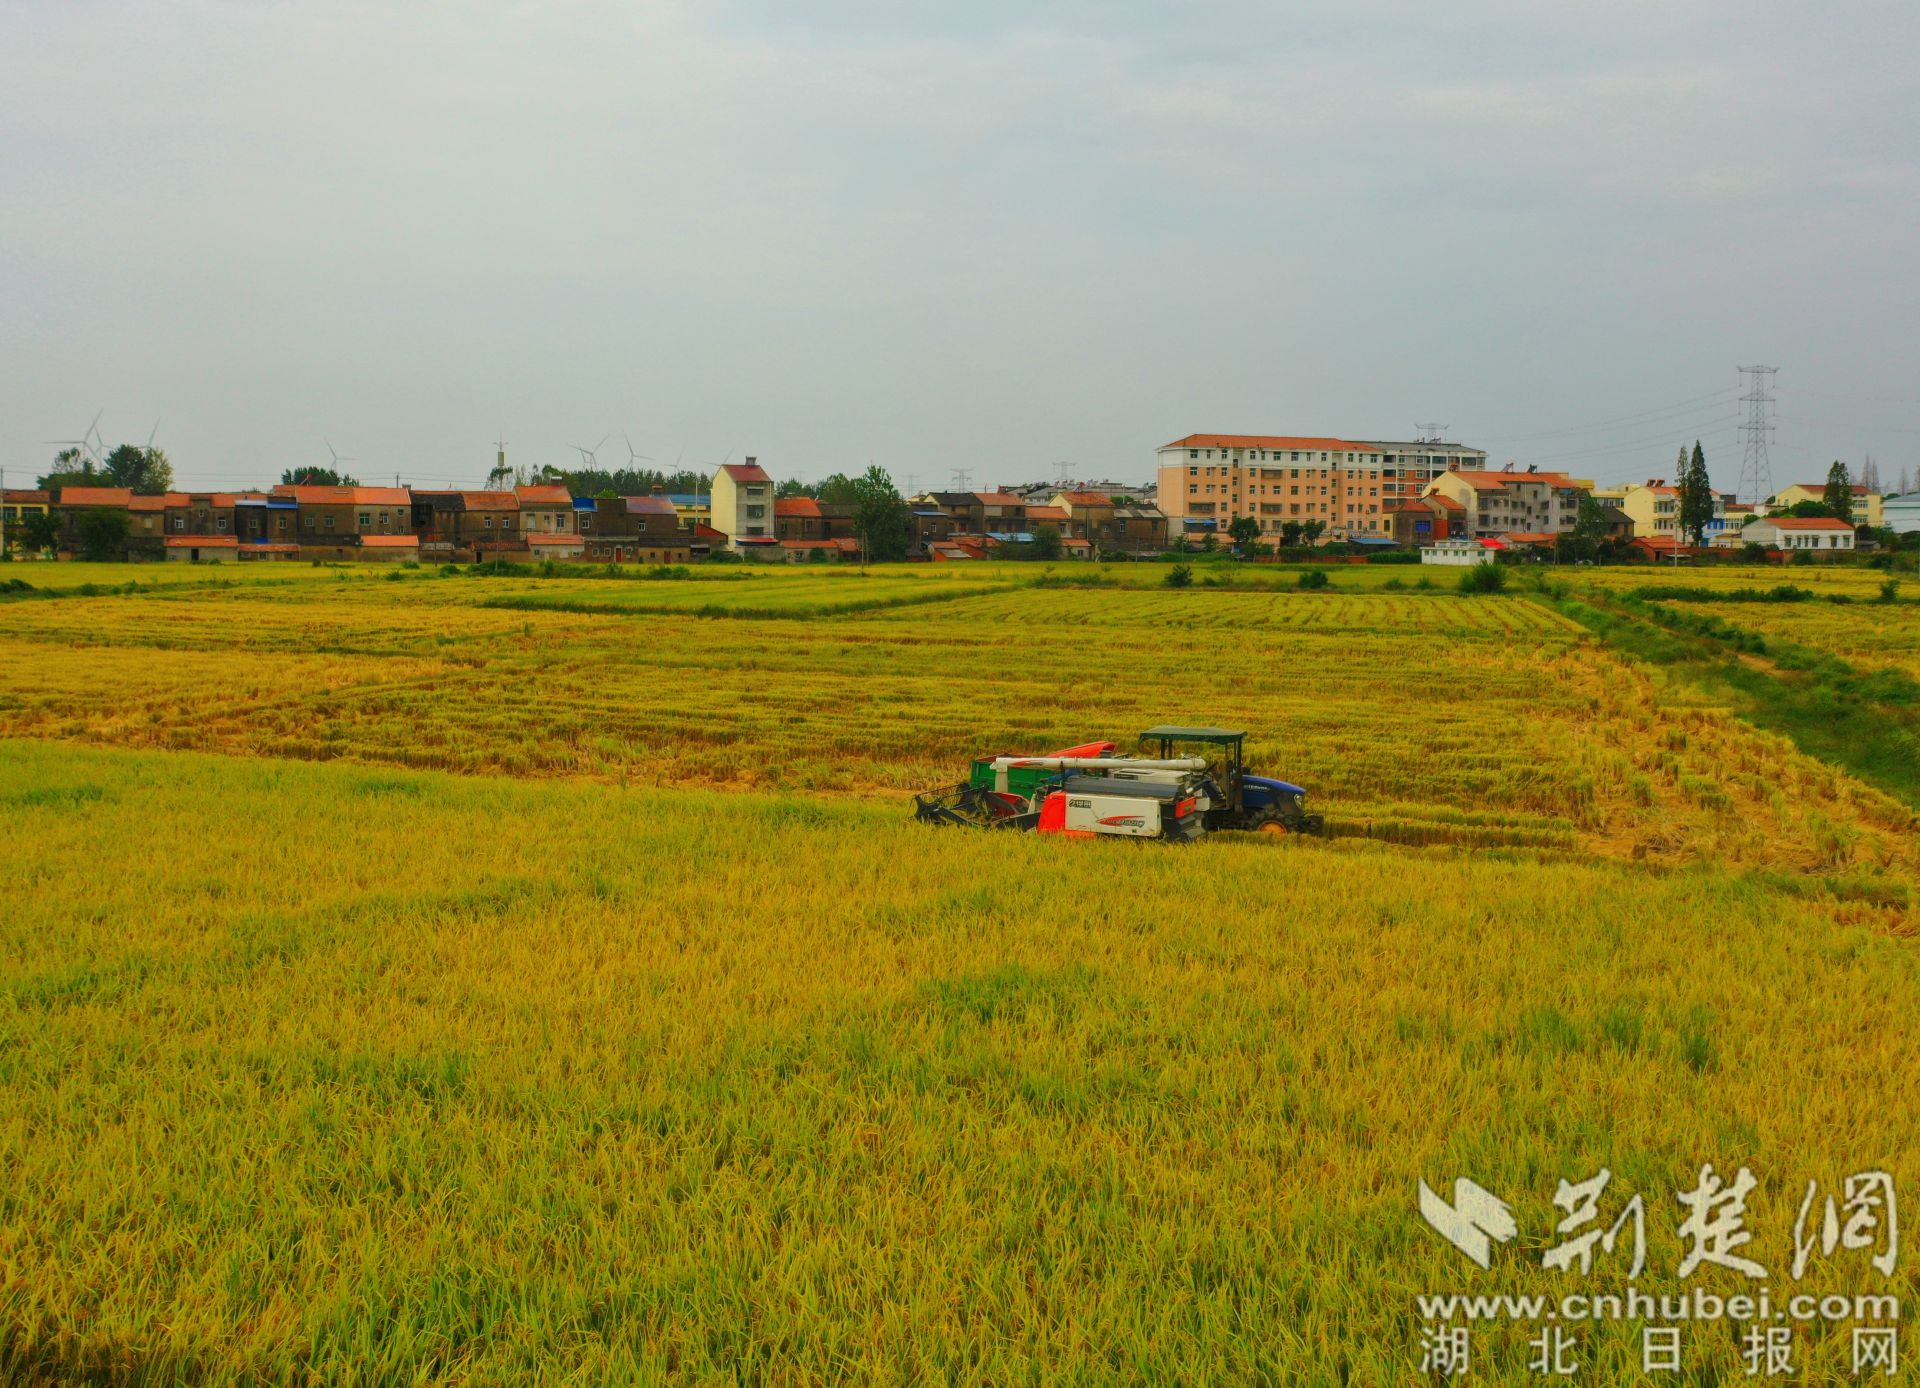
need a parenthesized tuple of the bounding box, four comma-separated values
(3, 0, 1916, 493)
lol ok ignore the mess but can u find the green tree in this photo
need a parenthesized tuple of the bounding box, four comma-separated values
(38, 446, 104, 491)
(1302, 520, 1326, 545)
(102, 444, 174, 495)
(1783, 499, 1835, 519)
(1163, 563, 1193, 589)
(850, 466, 909, 562)
(1032, 524, 1063, 561)
(775, 478, 814, 499)
(1227, 515, 1261, 552)
(17, 510, 62, 555)
(1563, 493, 1608, 563)
(1200, 532, 1218, 552)
(1458, 561, 1507, 594)
(817, 473, 864, 506)
(280, 466, 360, 487)
(1677, 440, 1715, 544)
(1280, 521, 1303, 548)
(1823, 461, 1855, 525)
(75, 508, 130, 560)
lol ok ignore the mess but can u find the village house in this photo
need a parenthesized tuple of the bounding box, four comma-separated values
(1593, 481, 1679, 540)
(709, 460, 775, 550)
(1386, 496, 1452, 547)
(3, 489, 52, 548)
(1741, 516, 1857, 552)
(1423, 468, 1587, 540)
(914, 492, 986, 534)
(276, 484, 418, 560)
(1770, 482, 1883, 528)
(1049, 491, 1113, 543)
(976, 492, 1029, 532)
(580, 493, 691, 563)
(515, 484, 576, 536)
(234, 494, 300, 555)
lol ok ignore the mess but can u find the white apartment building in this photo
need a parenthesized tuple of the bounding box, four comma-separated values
(709, 458, 775, 549)
(1155, 434, 1399, 541)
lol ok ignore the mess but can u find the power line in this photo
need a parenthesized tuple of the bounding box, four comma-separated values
(1499, 386, 1742, 443)
(1518, 414, 1743, 465)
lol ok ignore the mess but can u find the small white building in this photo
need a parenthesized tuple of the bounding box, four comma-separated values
(708, 458, 775, 550)
(1885, 493, 1920, 535)
(1420, 538, 1494, 566)
(1741, 517, 1856, 552)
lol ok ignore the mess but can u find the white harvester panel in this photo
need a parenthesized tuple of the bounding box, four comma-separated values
(1065, 793, 1164, 838)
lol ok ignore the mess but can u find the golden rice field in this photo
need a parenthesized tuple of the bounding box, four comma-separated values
(1, 562, 1916, 1383)
(1685, 596, 1920, 680)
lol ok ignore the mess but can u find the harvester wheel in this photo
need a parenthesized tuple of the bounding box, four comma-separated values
(1249, 809, 1290, 835)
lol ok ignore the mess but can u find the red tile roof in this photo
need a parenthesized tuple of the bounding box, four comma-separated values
(3, 489, 51, 504)
(515, 484, 573, 504)
(975, 492, 1024, 507)
(526, 534, 585, 547)
(128, 495, 171, 512)
(59, 487, 135, 507)
(358, 534, 420, 547)
(1162, 434, 1378, 453)
(1026, 505, 1070, 522)
(1761, 516, 1854, 531)
(163, 535, 240, 547)
(457, 491, 518, 509)
(775, 496, 822, 517)
(720, 463, 771, 484)
(1790, 483, 1870, 494)
(625, 495, 678, 516)
(1055, 491, 1112, 506)
(277, 485, 413, 506)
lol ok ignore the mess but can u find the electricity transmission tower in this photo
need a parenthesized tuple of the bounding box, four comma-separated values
(1736, 366, 1778, 504)
(950, 468, 972, 491)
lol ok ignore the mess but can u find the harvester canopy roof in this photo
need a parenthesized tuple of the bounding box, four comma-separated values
(1140, 726, 1246, 742)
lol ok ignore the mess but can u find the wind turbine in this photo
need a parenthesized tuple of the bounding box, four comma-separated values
(625, 434, 653, 465)
(570, 434, 610, 469)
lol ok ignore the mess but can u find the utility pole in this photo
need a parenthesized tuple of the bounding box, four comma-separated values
(950, 468, 972, 491)
(1736, 366, 1778, 505)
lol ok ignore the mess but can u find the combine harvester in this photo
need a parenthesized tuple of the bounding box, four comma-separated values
(912, 726, 1324, 843)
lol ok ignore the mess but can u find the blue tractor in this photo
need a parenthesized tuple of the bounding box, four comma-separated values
(1140, 726, 1325, 835)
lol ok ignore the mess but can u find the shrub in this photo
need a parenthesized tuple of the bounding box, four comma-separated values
(1164, 564, 1193, 589)
(1458, 563, 1508, 594)
(1879, 579, 1902, 604)
(1296, 569, 1329, 590)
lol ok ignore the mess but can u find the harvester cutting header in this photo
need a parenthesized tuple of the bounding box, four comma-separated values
(913, 727, 1324, 843)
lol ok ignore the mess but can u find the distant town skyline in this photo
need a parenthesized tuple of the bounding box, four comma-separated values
(5, 1, 1915, 495)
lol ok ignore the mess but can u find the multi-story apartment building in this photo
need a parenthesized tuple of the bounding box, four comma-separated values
(1422, 468, 1588, 539)
(1155, 434, 1399, 541)
(1351, 439, 1490, 503)
(709, 459, 774, 548)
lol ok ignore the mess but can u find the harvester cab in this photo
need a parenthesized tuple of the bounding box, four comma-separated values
(1139, 727, 1325, 835)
